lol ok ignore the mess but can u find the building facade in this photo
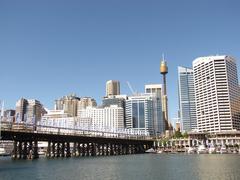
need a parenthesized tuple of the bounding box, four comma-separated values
(193, 55, 240, 133)
(125, 94, 154, 135)
(55, 94, 80, 117)
(78, 105, 124, 130)
(78, 97, 97, 109)
(145, 84, 164, 135)
(178, 66, 197, 132)
(106, 80, 120, 97)
(15, 98, 45, 123)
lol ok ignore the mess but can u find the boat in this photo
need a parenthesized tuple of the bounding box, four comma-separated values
(208, 145, 216, 154)
(197, 145, 208, 154)
(220, 146, 228, 154)
(187, 147, 196, 154)
(0, 147, 9, 156)
(156, 149, 163, 154)
(145, 148, 156, 153)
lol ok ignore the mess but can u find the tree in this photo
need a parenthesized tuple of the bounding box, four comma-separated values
(173, 130, 182, 138)
(182, 132, 188, 138)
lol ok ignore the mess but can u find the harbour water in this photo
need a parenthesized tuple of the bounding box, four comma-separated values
(1, 154, 240, 180)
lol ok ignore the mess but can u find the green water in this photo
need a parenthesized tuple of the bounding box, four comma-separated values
(0, 154, 240, 180)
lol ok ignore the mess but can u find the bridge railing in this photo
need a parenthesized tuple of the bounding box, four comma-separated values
(0, 121, 152, 141)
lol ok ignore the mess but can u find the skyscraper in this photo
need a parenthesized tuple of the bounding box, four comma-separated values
(102, 95, 127, 127)
(55, 94, 80, 117)
(106, 80, 120, 97)
(125, 94, 154, 135)
(78, 97, 97, 109)
(78, 105, 124, 130)
(15, 98, 45, 123)
(178, 66, 197, 132)
(193, 55, 240, 132)
(145, 84, 164, 135)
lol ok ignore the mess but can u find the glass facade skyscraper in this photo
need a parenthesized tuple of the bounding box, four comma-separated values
(145, 84, 164, 135)
(178, 66, 197, 132)
(125, 94, 154, 135)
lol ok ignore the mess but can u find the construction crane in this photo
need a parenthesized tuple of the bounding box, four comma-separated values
(126, 81, 137, 95)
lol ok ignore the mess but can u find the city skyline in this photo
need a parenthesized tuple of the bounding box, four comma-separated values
(1, 0, 240, 124)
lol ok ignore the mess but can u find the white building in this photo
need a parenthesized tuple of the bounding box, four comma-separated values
(193, 55, 240, 133)
(78, 105, 124, 130)
(43, 109, 70, 118)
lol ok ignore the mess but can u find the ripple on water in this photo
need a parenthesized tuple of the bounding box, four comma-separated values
(1, 154, 240, 180)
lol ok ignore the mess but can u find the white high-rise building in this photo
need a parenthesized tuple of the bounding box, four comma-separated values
(78, 105, 124, 130)
(193, 55, 240, 133)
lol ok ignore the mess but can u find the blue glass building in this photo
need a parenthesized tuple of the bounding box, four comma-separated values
(178, 66, 197, 132)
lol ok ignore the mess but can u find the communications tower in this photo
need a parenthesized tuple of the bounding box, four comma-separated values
(160, 55, 170, 131)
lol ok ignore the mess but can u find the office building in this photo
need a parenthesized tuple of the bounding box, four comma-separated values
(4, 110, 15, 118)
(15, 98, 45, 123)
(102, 95, 127, 108)
(102, 95, 127, 128)
(55, 94, 80, 117)
(125, 94, 154, 135)
(106, 80, 120, 97)
(78, 97, 97, 109)
(193, 55, 240, 132)
(178, 66, 197, 132)
(78, 105, 124, 130)
(145, 84, 164, 135)
(42, 109, 70, 119)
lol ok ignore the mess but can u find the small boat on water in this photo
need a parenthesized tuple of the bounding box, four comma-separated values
(197, 145, 208, 154)
(0, 147, 9, 156)
(156, 149, 163, 154)
(187, 147, 196, 154)
(220, 146, 228, 154)
(208, 145, 216, 154)
(145, 148, 156, 153)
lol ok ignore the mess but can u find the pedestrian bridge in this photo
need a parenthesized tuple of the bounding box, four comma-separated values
(0, 121, 153, 159)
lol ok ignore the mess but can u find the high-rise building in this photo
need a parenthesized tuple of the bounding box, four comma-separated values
(4, 109, 15, 118)
(193, 55, 240, 132)
(145, 84, 164, 135)
(106, 80, 120, 97)
(102, 95, 127, 127)
(78, 97, 97, 109)
(125, 94, 154, 135)
(55, 94, 80, 117)
(175, 121, 181, 132)
(78, 105, 124, 130)
(102, 95, 127, 108)
(15, 98, 45, 123)
(178, 66, 197, 132)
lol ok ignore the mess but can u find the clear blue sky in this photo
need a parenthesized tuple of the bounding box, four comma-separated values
(1, 0, 240, 124)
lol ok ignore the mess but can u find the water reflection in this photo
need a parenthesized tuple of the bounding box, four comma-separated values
(1, 154, 240, 180)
